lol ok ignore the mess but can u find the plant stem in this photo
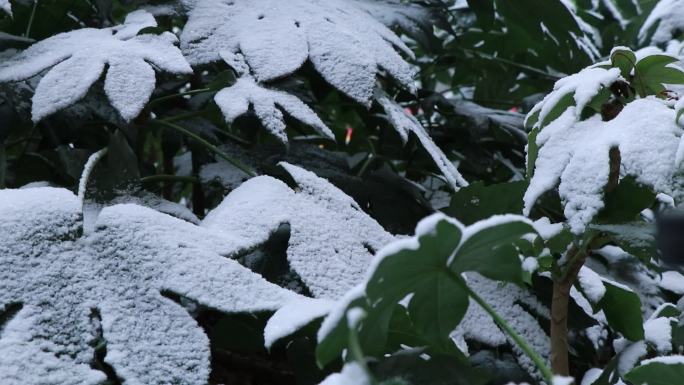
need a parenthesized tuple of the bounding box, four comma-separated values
(148, 88, 213, 106)
(25, 0, 38, 38)
(151, 120, 256, 178)
(455, 275, 554, 383)
(550, 246, 586, 376)
(78, 148, 108, 202)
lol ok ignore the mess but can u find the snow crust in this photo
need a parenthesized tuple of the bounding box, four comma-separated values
(0, 10, 192, 122)
(264, 297, 334, 349)
(525, 98, 683, 233)
(376, 91, 468, 190)
(639, 0, 684, 44)
(203, 162, 394, 299)
(0, 187, 298, 385)
(215, 76, 333, 143)
(180, 0, 418, 104)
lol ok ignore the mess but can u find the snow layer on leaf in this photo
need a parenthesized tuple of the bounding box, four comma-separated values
(0, 10, 191, 122)
(318, 362, 372, 385)
(525, 98, 683, 233)
(658, 271, 684, 294)
(203, 163, 394, 299)
(1, 0, 10, 15)
(618, 340, 647, 375)
(264, 297, 334, 349)
(644, 317, 673, 353)
(528, 67, 621, 127)
(453, 274, 550, 378)
(352, 0, 430, 37)
(376, 91, 468, 190)
(639, 0, 684, 44)
(578, 266, 607, 303)
(180, 0, 417, 104)
(0, 187, 298, 385)
(641, 355, 684, 365)
(215, 76, 333, 143)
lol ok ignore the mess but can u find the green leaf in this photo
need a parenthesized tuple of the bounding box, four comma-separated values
(466, 0, 495, 30)
(445, 181, 527, 225)
(634, 54, 684, 97)
(450, 218, 537, 284)
(366, 218, 468, 348)
(625, 360, 684, 385)
(540, 92, 575, 128)
(598, 281, 644, 341)
(597, 176, 656, 224)
(610, 48, 636, 78)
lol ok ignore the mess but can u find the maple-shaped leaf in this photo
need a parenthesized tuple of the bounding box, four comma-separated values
(0, 0, 10, 16)
(524, 98, 682, 234)
(0, 187, 298, 385)
(376, 91, 468, 190)
(0, 10, 192, 122)
(180, 0, 417, 105)
(202, 162, 395, 299)
(215, 75, 334, 143)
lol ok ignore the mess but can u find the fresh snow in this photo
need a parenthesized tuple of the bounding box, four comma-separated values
(376, 91, 468, 190)
(644, 317, 674, 353)
(640, 355, 684, 365)
(617, 340, 647, 375)
(527, 67, 621, 127)
(180, 0, 418, 105)
(578, 266, 607, 303)
(318, 362, 372, 385)
(214, 75, 334, 143)
(525, 98, 683, 233)
(0, 187, 299, 385)
(658, 271, 684, 294)
(0, 0, 10, 15)
(581, 368, 603, 385)
(522, 257, 539, 273)
(264, 297, 334, 349)
(0, 10, 192, 122)
(639, 0, 684, 44)
(203, 162, 395, 299)
(533, 217, 564, 240)
(453, 274, 551, 379)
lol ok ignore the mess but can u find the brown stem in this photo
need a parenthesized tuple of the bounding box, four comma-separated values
(550, 247, 587, 376)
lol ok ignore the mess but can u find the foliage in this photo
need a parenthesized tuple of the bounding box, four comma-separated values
(2, 0, 684, 385)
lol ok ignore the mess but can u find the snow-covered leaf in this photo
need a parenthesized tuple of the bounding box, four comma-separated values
(316, 213, 537, 367)
(0, 10, 192, 122)
(214, 75, 334, 143)
(202, 162, 395, 299)
(524, 98, 683, 234)
(0, 187, 298, 385)
(0, 0, 10, 16)
(525, 67, 621, 131)
(577, 266, 644, 341)
(639, 0, 684, 44)
(625, 356, 684, 385)
(376, 91, 468, 190)
(180, 0, 418, 104)
(264, 297, 334, 349)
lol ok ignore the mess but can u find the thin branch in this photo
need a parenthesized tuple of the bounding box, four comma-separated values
(151, 120, 256, 177)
